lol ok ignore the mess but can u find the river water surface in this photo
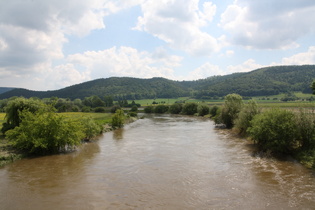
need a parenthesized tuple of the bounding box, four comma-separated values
(0, 115, 314, 209)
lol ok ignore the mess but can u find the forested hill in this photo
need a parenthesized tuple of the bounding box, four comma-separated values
(0, 87, 14, 95)
(0, 65, 315, 100)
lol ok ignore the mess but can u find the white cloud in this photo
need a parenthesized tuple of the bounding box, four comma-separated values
(280, 46, 315, 65)
(220, 0, 315, 49)
(134, 0, 219, 56)
(67, 46, 182, 80)
(227, 59, 264, 73)
(186, 62, 224, 80)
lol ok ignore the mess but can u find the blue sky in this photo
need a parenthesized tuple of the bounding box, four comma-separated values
(0, 0, 315, 90)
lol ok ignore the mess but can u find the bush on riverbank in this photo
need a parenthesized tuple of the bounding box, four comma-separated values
(214, 94, 315, 168)
(6, 109, 85, 155)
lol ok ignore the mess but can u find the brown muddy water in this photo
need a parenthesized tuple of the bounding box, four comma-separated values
(0, 115, 314, 209)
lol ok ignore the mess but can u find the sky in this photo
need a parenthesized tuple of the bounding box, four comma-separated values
(0, 0, 315, 91)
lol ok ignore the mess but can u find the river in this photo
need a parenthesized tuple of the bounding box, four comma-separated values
(0, 114, 314, 209)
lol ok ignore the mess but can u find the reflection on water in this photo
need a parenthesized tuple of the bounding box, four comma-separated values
(0, 114, 314, 209)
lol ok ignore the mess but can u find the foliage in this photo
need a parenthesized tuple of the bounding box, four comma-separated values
(130, 105, 138, 112)
(80, 117, 103, 140)
(154, 104, 169, 114)
(6, 110, 84, 155)
(2, 97, 52, 134)
(219, 94, 243, 128)
(294, 109, 315, 151)
(94, 107, 106, 113)
(182, 102, 198, 115)
(169, 103, 183, 114)
(197, 104, 210, 116)
(234, 100, 260, 135)
(128, 112, 137, 117)
(111, 109, 125, 128)
(209, 106, 219, 118)
(110, 105, 121, 113)
(144, 106, 154, 113)
(248, 109, 297, 154)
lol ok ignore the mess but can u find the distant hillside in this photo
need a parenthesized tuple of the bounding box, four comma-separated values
(0, 65, 314, 100)
(0, 87, 15, 95)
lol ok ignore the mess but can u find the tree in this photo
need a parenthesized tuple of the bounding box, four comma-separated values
(104, 96, 113, 107)
(197, 104, 210, 116)
(6, 109, 84, 155)
(234, 100, 260, 135)
(169, 103, 183, 114)
(182, 102, 198, 115)
(220, 94, 243, 128)
(111, 109, 125, 128)
(2, 97, 51, 134)
(248, 108, 297, 154)
(80, 117, 103, 140)
(154, 104, 169, 114)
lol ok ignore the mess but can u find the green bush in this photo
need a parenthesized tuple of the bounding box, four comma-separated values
(111, 109, 125, 128)
(94, 107, 106, 113)
(144, 106, 154, 113)
(154, 104, 169, 114)
(80, 117, 103, 140)
(6, 110, 84, 155)
(110, 105, 121, 113)
(2, 97, 52, 134)
(128, 112, 137, 117)
(248, 108, 297, 154)
(219, 94, 243, 128)
(197, 104, 209, 116)
(295, 109, 315, 151)
(234, 100, 260, 135)
(169, 103, 183, 114)
(130, 105, 138, 112)
(182, 102, 198, 115)
(209, 106, 219, 118)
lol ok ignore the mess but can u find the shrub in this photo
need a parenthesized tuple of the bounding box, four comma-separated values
(2, 97, 51, 133)
(111, 109, 125, 128)
(144, 106, 154, 113)
(6, 110, 84, 155)
(154, 104, 169, 114)
(182, 102, 198, 115)
(248, 108, 297, 154)
(219, 94, 243, 128)
(130, 105, 138, 112)
(209, 106, 219, 118)
(80, 117, 103, 140)
(295, 109, 315, 151)
(128, 112, 138, 117)
(110, 105, 121, 113)
(169, 103, 183, 114)
(234, 100, 260, 135)
(197, 104, 210, 116)
(94, 107, 106, 113)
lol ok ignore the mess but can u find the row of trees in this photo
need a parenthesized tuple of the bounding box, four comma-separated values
(214, 94, 315, 168)
(143, 102, 212, 117)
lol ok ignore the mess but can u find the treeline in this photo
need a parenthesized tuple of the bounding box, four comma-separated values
(213, 94, 315, 168)
(0, 95, 140, 113)
(1, 65, 315, 100)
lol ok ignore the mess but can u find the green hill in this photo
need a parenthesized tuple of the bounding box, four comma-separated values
(0, 65, 314, 100)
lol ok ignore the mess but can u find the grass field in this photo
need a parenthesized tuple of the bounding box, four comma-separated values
(59, 112, 112, 125)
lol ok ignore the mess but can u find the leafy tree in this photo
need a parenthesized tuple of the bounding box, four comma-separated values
(234, 100, 260, 135)
(248, 109, 297, 154)
(80, 117, 103, 140)
(182, 102, 198, 115)
(104, 96, 114, 107)
(220, 94, 243, 128)
(144, 106, 154, 113)
(295, 109, 315, 151)
(110, 105, 121, 113)
(169, 103, 183, 114)
(2, 97, 51, 134)
(130, 105, 138, 112)
(154, 104, 169, 114)
(6, 110, 84, 155)
(94, 107, 106, 113)
(197, 104, 210, 116)
(209, 106, 219, 118)
(111, 109, 125, 128)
